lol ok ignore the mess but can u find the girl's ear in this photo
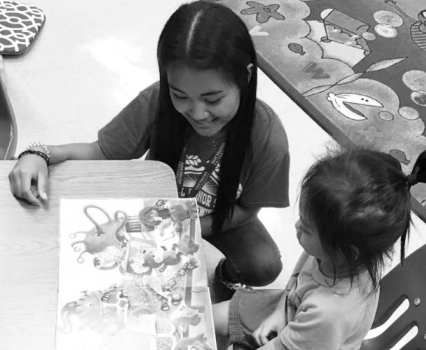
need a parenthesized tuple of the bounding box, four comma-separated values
(351, 245, 360, 260)
(247, 63, 254, 83)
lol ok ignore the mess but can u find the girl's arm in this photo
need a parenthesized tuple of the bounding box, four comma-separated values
(46, 141, 107, 163)
(9, 141, 106, 205)
(199, 203, 259, 238)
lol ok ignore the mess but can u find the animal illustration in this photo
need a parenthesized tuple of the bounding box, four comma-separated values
(70, 205, 128, 263)
(144, 285, 171, 311)
(138, 200, 198, 236)
(93, 245, 127, 270)
(327, 92, 383, 120)
(58, 284, 206, 350)
(175, 333, 211, 350)
(58, 285, 130, 334)
(129, 246, 183, 275)
(104, 322, 209, 350)
(172, 233, 200, 256)
(138, 206, 173, 236)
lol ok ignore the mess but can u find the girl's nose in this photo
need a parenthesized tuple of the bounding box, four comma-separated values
(191, 103, 209, 121)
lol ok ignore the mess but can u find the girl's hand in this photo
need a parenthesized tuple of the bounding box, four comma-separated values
(8, 154, 49, 206)
(252, 311, 285, 347)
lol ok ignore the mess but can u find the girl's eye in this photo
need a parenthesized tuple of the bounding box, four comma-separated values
(205, 98, 222, 105)
(173, 94, 187, 100)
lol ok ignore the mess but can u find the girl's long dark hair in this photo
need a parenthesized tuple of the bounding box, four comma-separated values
(151, 1, 258, 232)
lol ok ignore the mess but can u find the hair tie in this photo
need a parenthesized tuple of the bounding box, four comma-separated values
(407, 174, 418, 187)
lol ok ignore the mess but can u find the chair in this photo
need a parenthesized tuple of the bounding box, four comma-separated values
(361, 244, 426, 350)
(0, 56, 18, 160)
(230, 245, 426, 350)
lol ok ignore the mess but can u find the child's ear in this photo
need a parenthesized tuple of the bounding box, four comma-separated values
(247, 63, 254, 83)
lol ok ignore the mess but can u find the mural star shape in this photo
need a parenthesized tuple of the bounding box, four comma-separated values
(241, 1, 285, 23)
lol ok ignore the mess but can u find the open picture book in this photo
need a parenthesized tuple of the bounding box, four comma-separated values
(56, 198, 216, 350)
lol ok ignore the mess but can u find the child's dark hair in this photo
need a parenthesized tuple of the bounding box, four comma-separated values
(300, 146, 426, 290)
(152, 1, 258, 232)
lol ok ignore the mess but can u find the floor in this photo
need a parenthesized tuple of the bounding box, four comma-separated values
(3, 0, 426, 292)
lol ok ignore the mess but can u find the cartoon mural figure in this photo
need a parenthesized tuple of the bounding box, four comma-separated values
(216, 0, 426, 223)
(58, 284, 210, 350)
(307, 8, 376, 67)
(410, 10, 426, 50)
(327, 92, 383, 120)
(288, 43, 305, 55)
(240, 1, 285, 23)
(320, 9, 371, 50)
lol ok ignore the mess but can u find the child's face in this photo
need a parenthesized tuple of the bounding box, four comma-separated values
(295, 214, 329, 262)
(296, 194, 330, 261)
(167, 61, 241, 137)
(297, 197, 350, 277)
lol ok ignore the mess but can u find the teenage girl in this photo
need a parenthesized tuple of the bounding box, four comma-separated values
(9, 1, 290, 292)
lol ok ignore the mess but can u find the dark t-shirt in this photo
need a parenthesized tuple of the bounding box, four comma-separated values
(98, 82, 290, 216)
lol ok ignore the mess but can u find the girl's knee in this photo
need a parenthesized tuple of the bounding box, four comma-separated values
(213, 301, 230, 336)
(254, 256, 283, 286)
(242, 252, 283, 286)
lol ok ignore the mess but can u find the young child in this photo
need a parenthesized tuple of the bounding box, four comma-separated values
(213, 147, 426, 350)
(9, 1, 289, 292)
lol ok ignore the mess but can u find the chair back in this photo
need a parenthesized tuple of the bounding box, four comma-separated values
(361, 244, 426, 350)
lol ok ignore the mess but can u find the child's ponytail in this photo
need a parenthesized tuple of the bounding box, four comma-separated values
(407, 150, 426, 188)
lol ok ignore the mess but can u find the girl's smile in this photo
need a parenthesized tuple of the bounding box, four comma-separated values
(167, 62, 241, 137)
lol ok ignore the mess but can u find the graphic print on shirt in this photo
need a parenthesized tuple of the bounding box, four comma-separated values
(179, 153, 242, 217)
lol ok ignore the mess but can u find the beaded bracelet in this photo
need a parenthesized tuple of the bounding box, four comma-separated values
(18, 149, 50, 166)
(26, 141, 50, 158)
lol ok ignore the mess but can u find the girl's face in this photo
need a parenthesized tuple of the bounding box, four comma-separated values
(166, 62, 241, 137)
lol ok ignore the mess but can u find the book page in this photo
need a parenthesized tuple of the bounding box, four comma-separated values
(56, 198, 216, 350)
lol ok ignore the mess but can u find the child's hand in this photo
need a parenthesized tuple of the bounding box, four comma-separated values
(252, 311, 285, 347)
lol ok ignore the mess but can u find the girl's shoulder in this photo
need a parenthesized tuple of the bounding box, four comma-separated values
(136, 81, 160, 104)
(252, 98, 289, 153)
(254, 98, 280, 124)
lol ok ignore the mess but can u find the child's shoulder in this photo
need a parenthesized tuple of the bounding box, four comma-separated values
(308, 268, 378, 318)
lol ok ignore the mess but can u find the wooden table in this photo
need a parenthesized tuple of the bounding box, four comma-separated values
(219, 0, 426, 221)
(0, 160, 178, 349)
